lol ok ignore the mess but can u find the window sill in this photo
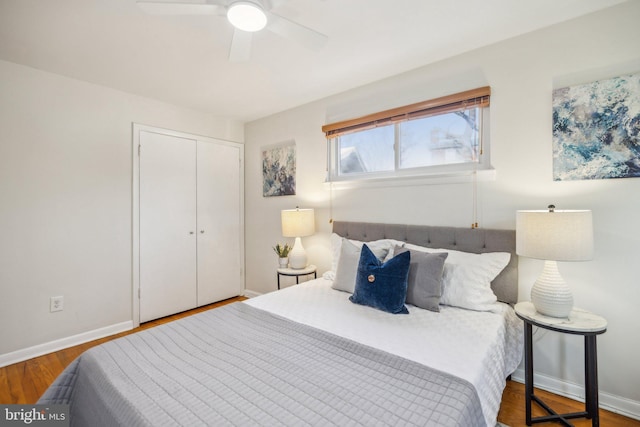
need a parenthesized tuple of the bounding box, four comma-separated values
(324, 168, 496, 190)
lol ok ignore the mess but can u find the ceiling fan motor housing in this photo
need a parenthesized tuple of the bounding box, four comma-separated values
(227, 0, 268, 32)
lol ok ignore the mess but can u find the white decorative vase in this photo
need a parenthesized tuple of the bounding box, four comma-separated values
(278, 257, 289, 268)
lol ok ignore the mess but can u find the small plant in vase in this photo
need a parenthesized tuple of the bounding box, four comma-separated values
(273, 243, 292, 268)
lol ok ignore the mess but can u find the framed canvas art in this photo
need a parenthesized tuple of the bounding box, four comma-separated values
(262, 142, 296, 197)
(552, 72, 640, 181)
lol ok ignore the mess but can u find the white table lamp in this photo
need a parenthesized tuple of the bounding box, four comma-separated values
(281, 208, 315, 269)
(516, 205, 593, 318)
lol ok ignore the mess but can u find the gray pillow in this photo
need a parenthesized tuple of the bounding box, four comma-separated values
(394, 246, 448, 312)
(332, 239, 390, 293)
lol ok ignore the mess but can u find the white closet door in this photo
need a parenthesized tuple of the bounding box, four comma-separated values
(196, 141, 242, 306)
(139, 131, 198, 322)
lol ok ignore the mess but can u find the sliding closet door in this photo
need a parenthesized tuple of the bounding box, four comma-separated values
(139, 131, 198, 323)
(196, 141, 242, 306)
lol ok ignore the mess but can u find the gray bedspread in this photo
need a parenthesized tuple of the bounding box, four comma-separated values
(39, 303, 484, 426)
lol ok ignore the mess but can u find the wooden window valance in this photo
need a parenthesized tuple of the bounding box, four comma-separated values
(322, 86, 491, 138)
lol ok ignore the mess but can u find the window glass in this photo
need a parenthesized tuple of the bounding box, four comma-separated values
(399, 108, 480, 169)
(338, 125, 394, 175)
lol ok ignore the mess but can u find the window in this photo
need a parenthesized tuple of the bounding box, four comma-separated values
(323, 87, 491, 182)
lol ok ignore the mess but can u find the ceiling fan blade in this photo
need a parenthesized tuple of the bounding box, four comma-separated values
(136, 1, 223, 15)
(265, 11, 328, 51)
(229, 29, 253, 62)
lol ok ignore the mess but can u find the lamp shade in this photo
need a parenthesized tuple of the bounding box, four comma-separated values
(281, 208, 315, 237)
(516, 209, 593, 261)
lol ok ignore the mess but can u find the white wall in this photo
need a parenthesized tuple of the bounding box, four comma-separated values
(245, 2, 640, 418)
(0, 59, 243, 359)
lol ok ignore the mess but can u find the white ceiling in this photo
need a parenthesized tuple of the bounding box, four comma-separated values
(0, 0, 625, 122)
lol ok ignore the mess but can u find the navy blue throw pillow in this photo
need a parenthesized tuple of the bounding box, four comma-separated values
(349, 244, 411, 314)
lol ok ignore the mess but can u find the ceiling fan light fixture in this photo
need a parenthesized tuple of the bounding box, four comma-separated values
(227, 1, 267, 32)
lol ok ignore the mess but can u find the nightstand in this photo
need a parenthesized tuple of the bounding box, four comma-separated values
(276, 265, 317, 290)
(514, 301, 607, 427)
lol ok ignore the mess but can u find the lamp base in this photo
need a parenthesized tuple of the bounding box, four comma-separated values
(288, 237, 308, 269)
(531, 260, 573, 318)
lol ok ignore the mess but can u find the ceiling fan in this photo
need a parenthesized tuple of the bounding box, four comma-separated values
(136, 0, 328, 61)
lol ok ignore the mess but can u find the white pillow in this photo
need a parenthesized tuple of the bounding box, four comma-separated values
(404, 243, 510, 311)
(322, 233, 403, 293)
(330, 239, 361, 293)
(327, 233, 343, 278)
(325, 233, 403, 281)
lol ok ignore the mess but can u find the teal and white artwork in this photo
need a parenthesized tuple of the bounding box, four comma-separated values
(262, 142, 296, 197)
(552, 72, 640, 181)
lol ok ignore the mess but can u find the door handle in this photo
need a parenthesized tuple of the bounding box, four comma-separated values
(189, 231, 194, 235)
(200, 230, 205, 234)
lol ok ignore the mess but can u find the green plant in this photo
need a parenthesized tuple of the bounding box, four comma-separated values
(272, 242, 291, 258)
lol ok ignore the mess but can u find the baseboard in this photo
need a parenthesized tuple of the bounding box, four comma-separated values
(0, 321, 133, 368)
(243, 289, 262, 298)
(512, 368, 640, 421)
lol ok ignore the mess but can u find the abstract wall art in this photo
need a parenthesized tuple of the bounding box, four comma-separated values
(552, 72, 640, 181)
(262, 142, 296, 197)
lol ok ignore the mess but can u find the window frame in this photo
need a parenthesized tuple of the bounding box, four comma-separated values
(323, 87, 492, 184)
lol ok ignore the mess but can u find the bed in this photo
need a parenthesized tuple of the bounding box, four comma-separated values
(40, 221, 523, 426)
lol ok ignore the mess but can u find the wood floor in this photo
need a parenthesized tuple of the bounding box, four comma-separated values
(1, 297, 638, 427)
(497, 380, 639, 426)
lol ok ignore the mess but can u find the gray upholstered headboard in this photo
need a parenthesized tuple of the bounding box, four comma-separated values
(332, 221, 518, 305)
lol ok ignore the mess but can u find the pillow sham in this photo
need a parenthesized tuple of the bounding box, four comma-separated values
(328, 232, 344, 276)
(394, 246, 448, 312)
(331, 239, 361, 293)
(349, 244, 411, 314)
(403, 243, 510, 312)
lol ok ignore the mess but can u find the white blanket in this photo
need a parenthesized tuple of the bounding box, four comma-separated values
(245, 278, 523, 426)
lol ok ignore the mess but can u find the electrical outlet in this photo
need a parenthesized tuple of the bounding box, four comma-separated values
(50, 296, 64, 312)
